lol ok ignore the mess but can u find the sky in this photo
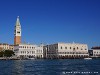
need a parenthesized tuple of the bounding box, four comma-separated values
(0, 0, 100, 49)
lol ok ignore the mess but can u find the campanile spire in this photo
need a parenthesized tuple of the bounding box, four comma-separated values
(16, 16, 20, 26)
(14, 16, 21, 45)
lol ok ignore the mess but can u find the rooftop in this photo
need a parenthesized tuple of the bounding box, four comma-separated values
(91, 46, 100, 49)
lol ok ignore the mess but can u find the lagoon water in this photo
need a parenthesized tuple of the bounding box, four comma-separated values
(0, 59, 100, 75)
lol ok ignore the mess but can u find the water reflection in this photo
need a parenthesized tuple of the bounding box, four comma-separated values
(12, 60, 25, 75)
(0, 59, 100, 75)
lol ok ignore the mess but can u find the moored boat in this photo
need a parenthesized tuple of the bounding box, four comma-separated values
(26, 57, 35, 60)
(84, 58, 92, 59)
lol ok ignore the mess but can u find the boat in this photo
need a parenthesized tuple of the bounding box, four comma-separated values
(84, 57, 92, 59)
(27, 57, 35, 60)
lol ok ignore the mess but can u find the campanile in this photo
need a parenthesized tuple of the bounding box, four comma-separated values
(14, 16, 21, 45)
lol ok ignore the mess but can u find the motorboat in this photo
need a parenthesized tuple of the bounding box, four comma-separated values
(84, 57, 92, 59)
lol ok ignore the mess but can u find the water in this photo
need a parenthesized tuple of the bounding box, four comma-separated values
(0, 59, 100, 75)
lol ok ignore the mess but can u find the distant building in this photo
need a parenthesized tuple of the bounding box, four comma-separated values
(9, 45, 14, 50)
(43, 42, 89, 59)
(0, 43, 9, 51)
(92, 46, 100, 57)
(14, 43, 44, 58)
(14, 16, 21, 45)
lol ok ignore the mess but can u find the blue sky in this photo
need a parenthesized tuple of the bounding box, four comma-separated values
(0, 0, 100, 48)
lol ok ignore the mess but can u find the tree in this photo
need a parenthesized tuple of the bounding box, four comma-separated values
(0, 51, 4, 57)
(4, 50, 14, 57)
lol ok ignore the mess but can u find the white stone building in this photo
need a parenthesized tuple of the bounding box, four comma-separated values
(14, 43, 44, 59)
(92, 47, 100, 57)
(43, 42, 89, 59)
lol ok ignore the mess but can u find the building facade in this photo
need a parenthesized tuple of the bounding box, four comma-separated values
(43, 42, 89, 59)
(92, 47, 100, 57)
(14, 16, 21, 45)
(9, 45, 14, 50)
(14, 43, 44, 59)
(0, 43, 9, 51)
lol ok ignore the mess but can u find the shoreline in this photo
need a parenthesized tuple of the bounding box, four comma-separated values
(0, 57, 100, 60)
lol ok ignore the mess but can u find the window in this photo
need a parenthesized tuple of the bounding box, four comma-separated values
(20, 46, 22, 48)
(41, 55, 42, 57)
(77, 47, 78, 49)
(70, 47, 71, 49)
(17, 31, 20, 33)
(65, 47, 67, 49)
(73, 48, 75, 50)
(55, 47, 56, 49)
(61, 46, 62, 49)
(32, 51, 33, 54)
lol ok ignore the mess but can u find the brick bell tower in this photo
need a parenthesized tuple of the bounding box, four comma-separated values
(14, 16, 21, 45)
